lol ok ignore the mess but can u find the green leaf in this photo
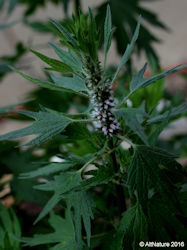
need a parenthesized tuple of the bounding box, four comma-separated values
(0, 100, 32, 114)
(34, 171, 82, 223)
(111, 205, 148, 250)
(50, 73, 87, 92)
(23, 212, 76, 249)
(148, 196, 187, 242)
(0, 204, 21, 248)
(75, 167, 114, 192)
(88, 8, 98, 62)
(0, 20, 18, 30)
(9, 66, 87, 96)
(104, 5, 115, 67)
(127, 146, 183, 212)
(49, 42, 82, 72)
(67, 192, 95, 247)
(148, 113, 170, 146)
(112, 16, 141, 83)
(49, 19, 79, 50)
(147, 102, 187, 124)
(31, 49, 73, 73)
(19, 162, 75, 179)
(0, 110, 72, 146)
(130, 63, 187, 93)
(114, 104, 149, 145)
(8, 0, 18, 14)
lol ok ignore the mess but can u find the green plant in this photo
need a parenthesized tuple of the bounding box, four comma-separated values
(0, 0, 167, 81)
(0, 6, 187, 250)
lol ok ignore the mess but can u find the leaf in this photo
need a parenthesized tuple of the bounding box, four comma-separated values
(49, 19, 79, 50)
(0, 100, 31, 114)
(0, 204, 21, 249)
(112, 16, 141, 83)
(33, 171, 82, 223)
(88, 8, 98, 61)
(50, 73, 87, 92)
(31, 49, 73, 73)
(147, 102, 187, 124)
(111, 205, 148, 250)
(19, 162, 75, 179)
(114, 104, 149, 145)
(130, 63, 187, 94)
(75, 167, 114, 192)
(9, 66, 87, 96)
(67, 192, 95, 247)
(147, 196, 187, 242)
(0, 110, 72, 146)
(104, 5, 115, 67)
(49, 42, 82, 72)
(95, 0, 167, 67)
(8, 0, 18, 14)
(23, 212, 77, 249)
(148, 112, 170, 146)
(127, 146, 183, 212)
(0, 20, 18, 30)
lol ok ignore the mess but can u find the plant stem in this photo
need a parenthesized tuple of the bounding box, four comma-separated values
(109, 139, 126, 213)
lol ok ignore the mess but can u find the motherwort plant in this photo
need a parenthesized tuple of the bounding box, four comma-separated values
(0, 6, 187, 250)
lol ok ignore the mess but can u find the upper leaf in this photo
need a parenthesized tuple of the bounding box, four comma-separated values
(104, 5, 115, 67)
(49, 19, 79, 51)
(130, 63, 187, 94)
(50, 73, 87, 92)
(48, 42, 82, 72)
(147, 102, 187, 124)
(31, 49, 73, 73)
(112, 16, 141, 83)
(9, 66, 88, 96)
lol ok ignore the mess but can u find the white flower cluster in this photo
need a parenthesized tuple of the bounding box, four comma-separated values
(90, 80, 120, 136)
(82, 56, 120, 136)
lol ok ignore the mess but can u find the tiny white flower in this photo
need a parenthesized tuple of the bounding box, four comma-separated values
(110, 124, 116, 130)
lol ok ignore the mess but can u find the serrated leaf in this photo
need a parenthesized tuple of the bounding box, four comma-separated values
(147, 102, 187, 124)
(34, 171, 82, 223)
(75, 167, 114, 192)
(114, 104, 149, 145)
(23, 212, 76, 249)
(112, 16, 141, 83)
(49, 42, 82, 72)
(130, 63, 187, 93)
(50, 73, 87, 92)
(67, 192, 95, 247)
(31, 49, 73, 73)
(127, 146, 183, 212)
(111, 205, 148, 250)
(9, 66, 87, 96)
(0, 110, 72, 146)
